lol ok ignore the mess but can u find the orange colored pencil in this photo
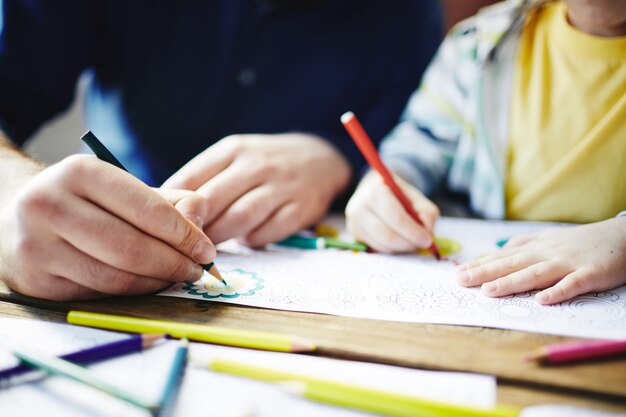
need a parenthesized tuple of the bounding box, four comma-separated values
(341, 111, 441, 260)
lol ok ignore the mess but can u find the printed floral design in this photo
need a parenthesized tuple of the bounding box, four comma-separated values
(182, 269, 264, 299)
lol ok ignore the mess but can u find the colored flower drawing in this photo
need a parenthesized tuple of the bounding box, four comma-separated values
(182, 269, 264, 299)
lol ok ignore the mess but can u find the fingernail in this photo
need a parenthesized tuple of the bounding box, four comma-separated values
(456, 263, 468, 272)
(192, 240, 213, 263)
(482, 282, 497, 294)
(536, 291, 550, 304)
(457, 271, 471, 285)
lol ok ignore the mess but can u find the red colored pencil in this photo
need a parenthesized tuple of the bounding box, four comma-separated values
(340, 111, 441, 260)
(525, 339, 626, 365)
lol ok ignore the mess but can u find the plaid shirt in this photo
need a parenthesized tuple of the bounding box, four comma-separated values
(381, 0, 535, 219)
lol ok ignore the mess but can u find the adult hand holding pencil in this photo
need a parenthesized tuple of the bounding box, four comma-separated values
(0, 130, 219, 300)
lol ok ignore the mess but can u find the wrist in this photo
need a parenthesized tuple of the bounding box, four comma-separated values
(0, 134, 44, 210)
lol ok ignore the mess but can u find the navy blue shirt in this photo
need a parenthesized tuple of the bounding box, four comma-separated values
(0, 0, 442, 188)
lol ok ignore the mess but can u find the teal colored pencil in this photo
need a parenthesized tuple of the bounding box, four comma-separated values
(14, 349, 157, 412)
(155, 339, 189, 417)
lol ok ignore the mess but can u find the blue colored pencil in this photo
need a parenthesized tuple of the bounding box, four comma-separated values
(155, 338, 189, 417)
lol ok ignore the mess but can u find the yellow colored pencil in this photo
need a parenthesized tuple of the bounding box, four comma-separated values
(68, 311, 316, 353)
(198, 357, 519, 417)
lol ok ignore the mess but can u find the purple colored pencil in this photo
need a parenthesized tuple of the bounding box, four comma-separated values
(0, 334, 164, 384)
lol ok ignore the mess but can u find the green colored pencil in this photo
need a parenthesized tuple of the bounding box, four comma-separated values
(14, 349, 157, 412)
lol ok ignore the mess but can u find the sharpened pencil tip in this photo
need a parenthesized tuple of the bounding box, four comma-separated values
(203, 263, 227, 285)
(340, 111, 355, 124)
(291, 337, 317, 352)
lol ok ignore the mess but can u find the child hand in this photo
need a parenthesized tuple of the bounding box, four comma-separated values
(456, 217, 626, 304)
(345, 170, 439, 253)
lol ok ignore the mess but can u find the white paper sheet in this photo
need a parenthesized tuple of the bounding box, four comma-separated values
(160, 217, 626, 340)
(0, 318, 496, 417)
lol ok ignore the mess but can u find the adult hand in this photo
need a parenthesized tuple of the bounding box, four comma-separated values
(0, 155, 216, 301)
(456, 217, 626, 304)
(162, 133, 352, 247)
(345, 170, 439, 253)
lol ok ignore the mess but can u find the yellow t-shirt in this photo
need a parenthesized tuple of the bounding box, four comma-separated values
(506, 1, 626, 223)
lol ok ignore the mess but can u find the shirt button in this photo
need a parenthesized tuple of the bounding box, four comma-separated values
(237, 67, 257, 87)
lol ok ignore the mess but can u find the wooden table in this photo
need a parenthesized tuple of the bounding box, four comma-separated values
(1, 283, 625, 413)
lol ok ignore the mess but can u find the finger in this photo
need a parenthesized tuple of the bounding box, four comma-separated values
(40, 191, 205, 282)
(58, 156, 216, 264)
(480, 261, 570, 298)
(48, 239, 172, 295)
(456, 245, 525, 273)
(401, 179, 440, 233)
(12, 271, 102, 301)
(242, 202, 303, 247)
(457, 252, 538, 287)
(504, 233, 539, 249)
(349, 207, 417, 253)
(205, 185, 287, 244)
(157, 188, 210, 228)
(369, 185, 433, 248)
(161, 139, 237, 189)
(535, 269, 599, 305)
(195, 159, 267, 222)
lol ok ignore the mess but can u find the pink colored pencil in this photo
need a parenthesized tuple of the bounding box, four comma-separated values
(526, 339, 626, 365)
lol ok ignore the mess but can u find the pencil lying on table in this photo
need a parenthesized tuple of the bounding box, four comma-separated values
(155, 338, 188, 417)
(525, 339, 626, 365)
(194, 357, 518, 417)
(80, 130, 226, 285)
(68, 310, 316, 353)
(0, 334, 164, 386)
(13, 348, 157, 412)
(340, 112, 441, 260)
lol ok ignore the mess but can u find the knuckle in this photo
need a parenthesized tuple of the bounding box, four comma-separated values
(568, 274, 589, 294)
(14, 235, 40, 262)
(167, 256, 194, 280)
(115, 236, 146, 268)
(56, 155, 93, 184)
(221, 134, 245, 154)
(504, 256, 518, 270)
(106, 271, 136, 295)
(531, 264, 544, 278)
(17, 189, 52, 218)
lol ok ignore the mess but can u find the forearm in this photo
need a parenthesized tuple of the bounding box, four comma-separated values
(0, 132, 44, 209)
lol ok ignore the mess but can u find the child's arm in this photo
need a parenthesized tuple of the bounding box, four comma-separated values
(346, 19, 479, 252)
(456, 217, 626, 304)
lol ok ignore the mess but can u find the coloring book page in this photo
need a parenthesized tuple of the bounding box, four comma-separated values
(159, 217, 626, 340)
(0, 318, 496, 417)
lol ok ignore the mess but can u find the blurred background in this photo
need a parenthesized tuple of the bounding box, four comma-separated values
(23, 0, 496, 165)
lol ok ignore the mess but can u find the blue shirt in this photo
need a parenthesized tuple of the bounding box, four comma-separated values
(0, 0, 442, 188)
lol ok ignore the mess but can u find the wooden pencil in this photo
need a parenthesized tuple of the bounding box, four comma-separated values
(80, 130, 225, 284)
(340, 112, 441, 260)
(0, 334, 163, 386)
(68, 310, 316, 353)
(13, 348, 157, 412)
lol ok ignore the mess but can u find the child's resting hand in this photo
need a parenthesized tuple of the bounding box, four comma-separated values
(456, 217, 626, 305)
(345, 170, 439, 253)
